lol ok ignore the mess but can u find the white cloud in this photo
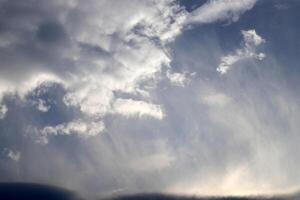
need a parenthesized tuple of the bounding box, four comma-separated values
(4, 149, 21, 162)
(43, 120, 105, 137)
(0, 104, 7, 119)
(242, 29, 266, 48)
(166, 71, 195, 87)
(0, 0, 189, 137)
(35, 99, 51, 112)
(217, 29, 265, 74)
(0, 0, 259, 139)
(38, 120, 105, 144)
(113, 98, 164, 120)
(0, 0, 279, 196)
(167, 72, 186, 86)
(188, 0, 257, 24)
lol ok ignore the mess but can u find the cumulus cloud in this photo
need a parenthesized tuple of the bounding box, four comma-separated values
(0, 0, 189, 139)
(242, 29, 266, 48)
(217, 29, 265, 74)
(0, 0, 259, 140)
(188, 0, 257, 24)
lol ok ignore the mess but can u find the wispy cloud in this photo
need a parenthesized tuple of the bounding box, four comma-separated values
(217, 29, 265, 74)
(187, 0, 257, 24)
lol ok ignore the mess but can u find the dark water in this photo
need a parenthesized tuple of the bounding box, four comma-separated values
(0, 183, 298, 200)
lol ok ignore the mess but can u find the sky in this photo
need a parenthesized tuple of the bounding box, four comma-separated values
(0, 0, 300, 198)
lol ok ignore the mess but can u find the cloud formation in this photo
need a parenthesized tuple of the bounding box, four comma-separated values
(4, 0, 300, 198)
(6, 150, 21, 162)
(217, 29, 265, 74)
(0, 0, 261, 141)
(113, 99, 164, 119)
(188, 0, 257, 24)
(0, 0, 190, 141)
(39, 120, 105, 144)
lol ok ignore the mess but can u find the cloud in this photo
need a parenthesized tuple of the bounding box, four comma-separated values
(34, 99, 51, 112)
(2, 148, 21, 162)
(217, 29, 265, 74)
(113, 98, 164, 119)
(38, 120, 105, 144)
(166, 71, 195, 87)
(0, 105, 7, 119)
(242, 29, 266, 48)
(0, 0, 258, 143)
(0, 0, 188, 141)
(7, 150, 21, 162)
(0, 0, 285, 197)
(188, 0, 257, 24)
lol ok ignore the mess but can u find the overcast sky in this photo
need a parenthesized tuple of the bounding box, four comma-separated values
(0, 0, 300, 198)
